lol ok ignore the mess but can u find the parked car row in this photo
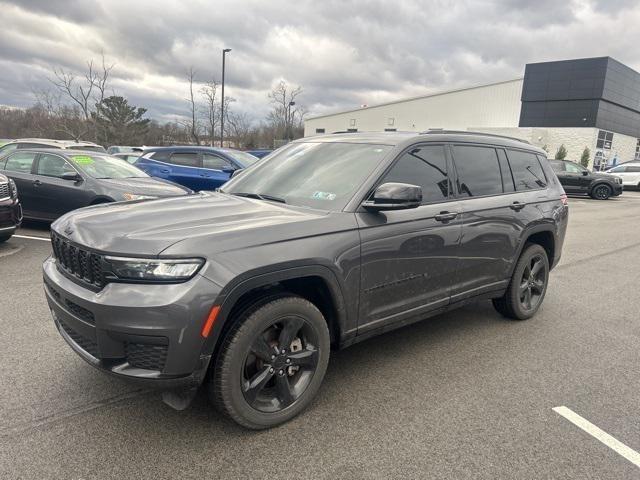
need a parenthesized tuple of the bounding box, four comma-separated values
(550, 159, 623, 200)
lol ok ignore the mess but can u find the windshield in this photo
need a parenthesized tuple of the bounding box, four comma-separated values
(225, 150, 259, 167)
(67, 154, 149, 179)
(222, 142, 392, 210)
(68, 145, 107, 153)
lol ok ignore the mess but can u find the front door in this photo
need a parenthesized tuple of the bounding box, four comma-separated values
(560, 161, 591, 193)
(356, 144, 462, 333)
(2, 151, 38, 217)
(202, 153, 234, 189)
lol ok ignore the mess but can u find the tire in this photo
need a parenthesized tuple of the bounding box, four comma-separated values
(590, 183, 612, 200)
(210, 295, 330, 429)
(0, 234, 11, 243)
(492, 243, 549, 320)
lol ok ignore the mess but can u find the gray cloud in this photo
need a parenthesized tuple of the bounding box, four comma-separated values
(0, 0, 639, 122)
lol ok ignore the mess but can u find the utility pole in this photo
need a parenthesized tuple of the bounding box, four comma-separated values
(220, 48, 231, 147)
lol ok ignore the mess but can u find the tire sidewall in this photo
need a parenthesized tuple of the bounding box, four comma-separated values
(591, 184, 611, 200)
(216, 297, 330, 429)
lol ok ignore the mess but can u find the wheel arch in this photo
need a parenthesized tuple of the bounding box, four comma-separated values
(589, 181, 613, 195)
(202, 265, 349, 361)
(511, 224, 557, 274)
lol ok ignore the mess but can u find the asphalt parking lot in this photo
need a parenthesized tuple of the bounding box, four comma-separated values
(1, 192, 640, 479)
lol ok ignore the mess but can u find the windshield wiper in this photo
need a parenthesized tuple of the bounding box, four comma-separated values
(230, 192, 287, 203)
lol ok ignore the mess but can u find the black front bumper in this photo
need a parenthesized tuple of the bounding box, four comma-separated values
(0, 197, 21, 234)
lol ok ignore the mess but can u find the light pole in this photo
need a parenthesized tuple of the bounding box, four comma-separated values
(220, 48, 231, 147)
(287, 101, 295, 142)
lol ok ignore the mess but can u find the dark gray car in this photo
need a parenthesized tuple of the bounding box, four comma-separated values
(0, 149, 191, 220)
(43, 131, 569, 429)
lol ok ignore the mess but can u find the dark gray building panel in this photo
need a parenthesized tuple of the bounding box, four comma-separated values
(519, 57, 640, 138)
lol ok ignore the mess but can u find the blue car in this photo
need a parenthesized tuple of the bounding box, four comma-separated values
(135, 146, 259, 191)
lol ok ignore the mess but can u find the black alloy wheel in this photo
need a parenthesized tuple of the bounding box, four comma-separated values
(492, 243, 549, 320)
(210, 295, 330, 429)
(242, 316, 319, 412)
(592, 184, 611, 200)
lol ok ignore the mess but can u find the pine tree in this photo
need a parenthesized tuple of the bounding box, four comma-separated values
(555, 144, 568, 160)
(580, 147, 590, 168)
(94, 96, 150, 145)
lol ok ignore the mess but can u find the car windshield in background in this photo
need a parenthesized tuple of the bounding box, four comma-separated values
(225, 150, 259, 167)
(68, 154, 149, 179)
(67, 145, 107, 153)
(222, 142, 392, 210)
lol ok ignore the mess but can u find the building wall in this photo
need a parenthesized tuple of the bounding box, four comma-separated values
(304, 79, 523, 136)
(473, 126, 637, 168)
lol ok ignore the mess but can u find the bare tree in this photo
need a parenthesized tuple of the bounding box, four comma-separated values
(181, 67, 200, 144)
(227, 111, 251, 148)
(200, 77, 219, 146)
(267, 81, 304, 142)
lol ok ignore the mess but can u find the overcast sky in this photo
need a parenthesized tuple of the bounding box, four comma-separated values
(1, 0, 639, 123)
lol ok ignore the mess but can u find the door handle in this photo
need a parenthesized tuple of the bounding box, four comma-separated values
(434, 211, 458, 222)
(510, 201, 525, 211)
(33, 179, 42, 186)
(160, 169, 170, 173)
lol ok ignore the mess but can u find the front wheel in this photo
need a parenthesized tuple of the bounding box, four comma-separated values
(493, 243, 549, 320)
(210, 295, 330, 429)
(591, 184, 611, 200)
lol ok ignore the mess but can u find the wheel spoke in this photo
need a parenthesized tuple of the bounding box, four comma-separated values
(530, 259, 543, 277)
(519, 280, 528, 295)
(251, 335, 275, 362)
(288, 348, 318, 369)
(278, 317, 304, 349)
(525, 287, 532, 309)
(275, 374, 295, 407)
(243, 366, 274, 405)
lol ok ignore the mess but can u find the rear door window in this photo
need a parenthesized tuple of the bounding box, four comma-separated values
(452, 145, 503, 197)
(169, 152, 201, 167)
(380, 145, 450, 204)
(627, 166, 640, 173)
(4, 152, 37, 173)
(505, 149, 547, 190)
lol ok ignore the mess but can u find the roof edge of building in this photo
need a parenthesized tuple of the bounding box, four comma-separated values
(306, 77, 524, 122)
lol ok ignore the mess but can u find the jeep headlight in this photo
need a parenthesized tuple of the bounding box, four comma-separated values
(9, 179, 17, 199)
(104, 256, 204, 281)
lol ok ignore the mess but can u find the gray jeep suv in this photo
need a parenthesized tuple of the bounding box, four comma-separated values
(43, 131, 568, 429)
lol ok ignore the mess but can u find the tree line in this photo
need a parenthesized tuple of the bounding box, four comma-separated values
(0, 55, 306, 149)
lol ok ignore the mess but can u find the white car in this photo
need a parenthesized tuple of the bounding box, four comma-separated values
(606, 162, 640, 188)
(0, 138, 106, 157)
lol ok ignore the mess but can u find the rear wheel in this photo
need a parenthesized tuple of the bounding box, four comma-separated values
(591, 184, 611, 200)
(210, 295, 330, 429)
(493, 243, 549, 320)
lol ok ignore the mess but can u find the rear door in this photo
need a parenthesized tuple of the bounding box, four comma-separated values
(166, 151, 206, 190)
(202, 153, 235, 189)
(1, 151, 38, 217)
(449, 144, 524, 301)
(32, 153, 93, 219)
(356, 144, 462, 333)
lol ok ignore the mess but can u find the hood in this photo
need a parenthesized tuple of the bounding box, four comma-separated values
(592, 172, 618, 180)
(97, 177, 190, 196)
(52, 192, 330, 256)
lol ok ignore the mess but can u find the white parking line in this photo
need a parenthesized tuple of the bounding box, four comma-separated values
(553, 406, 640, 468)
(13, 234, 51, 242)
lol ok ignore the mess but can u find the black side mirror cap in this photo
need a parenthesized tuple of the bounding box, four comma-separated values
(362, 182, 422, 211)
(582, 170, 589, 176)
(60, 172, 82, 181)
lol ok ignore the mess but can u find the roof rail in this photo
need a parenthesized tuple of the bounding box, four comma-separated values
(420, 129, 531, 144)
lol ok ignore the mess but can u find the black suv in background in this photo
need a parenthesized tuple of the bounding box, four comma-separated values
(43, 131, 568, 429)
(0, 173, 21, 242)
(550, 159, 623, 199)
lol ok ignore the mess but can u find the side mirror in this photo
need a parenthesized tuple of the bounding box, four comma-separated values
(60, 171, 81, 182)
(362, 182, 422, 211)
(230, 168, 244, 178)
(582, 170, 589, 176)
(222, 166, 237, 174)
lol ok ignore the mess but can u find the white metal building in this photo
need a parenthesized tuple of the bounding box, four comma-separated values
(304, 57, 640, 169)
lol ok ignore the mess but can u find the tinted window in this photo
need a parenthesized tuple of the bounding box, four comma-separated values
(627, 166, 640, 173)
(36, 154, 76, 177)
(202, 154, 232, 170)
(169, 152, 200, 167)
(549, 160, 565, 173)
(4, 152, 36, 173)
(564, 162, 584, 174)
(150, 150, 171, 161)
(506, 149, 547, 190)
(452, 146, 503, 197)
(381, 145, 450, 203)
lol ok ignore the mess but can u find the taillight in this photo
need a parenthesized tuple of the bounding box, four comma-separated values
(560, 194, 568, 206)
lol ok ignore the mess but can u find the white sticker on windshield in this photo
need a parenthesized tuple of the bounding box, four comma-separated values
(312, 191, 336, 201)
